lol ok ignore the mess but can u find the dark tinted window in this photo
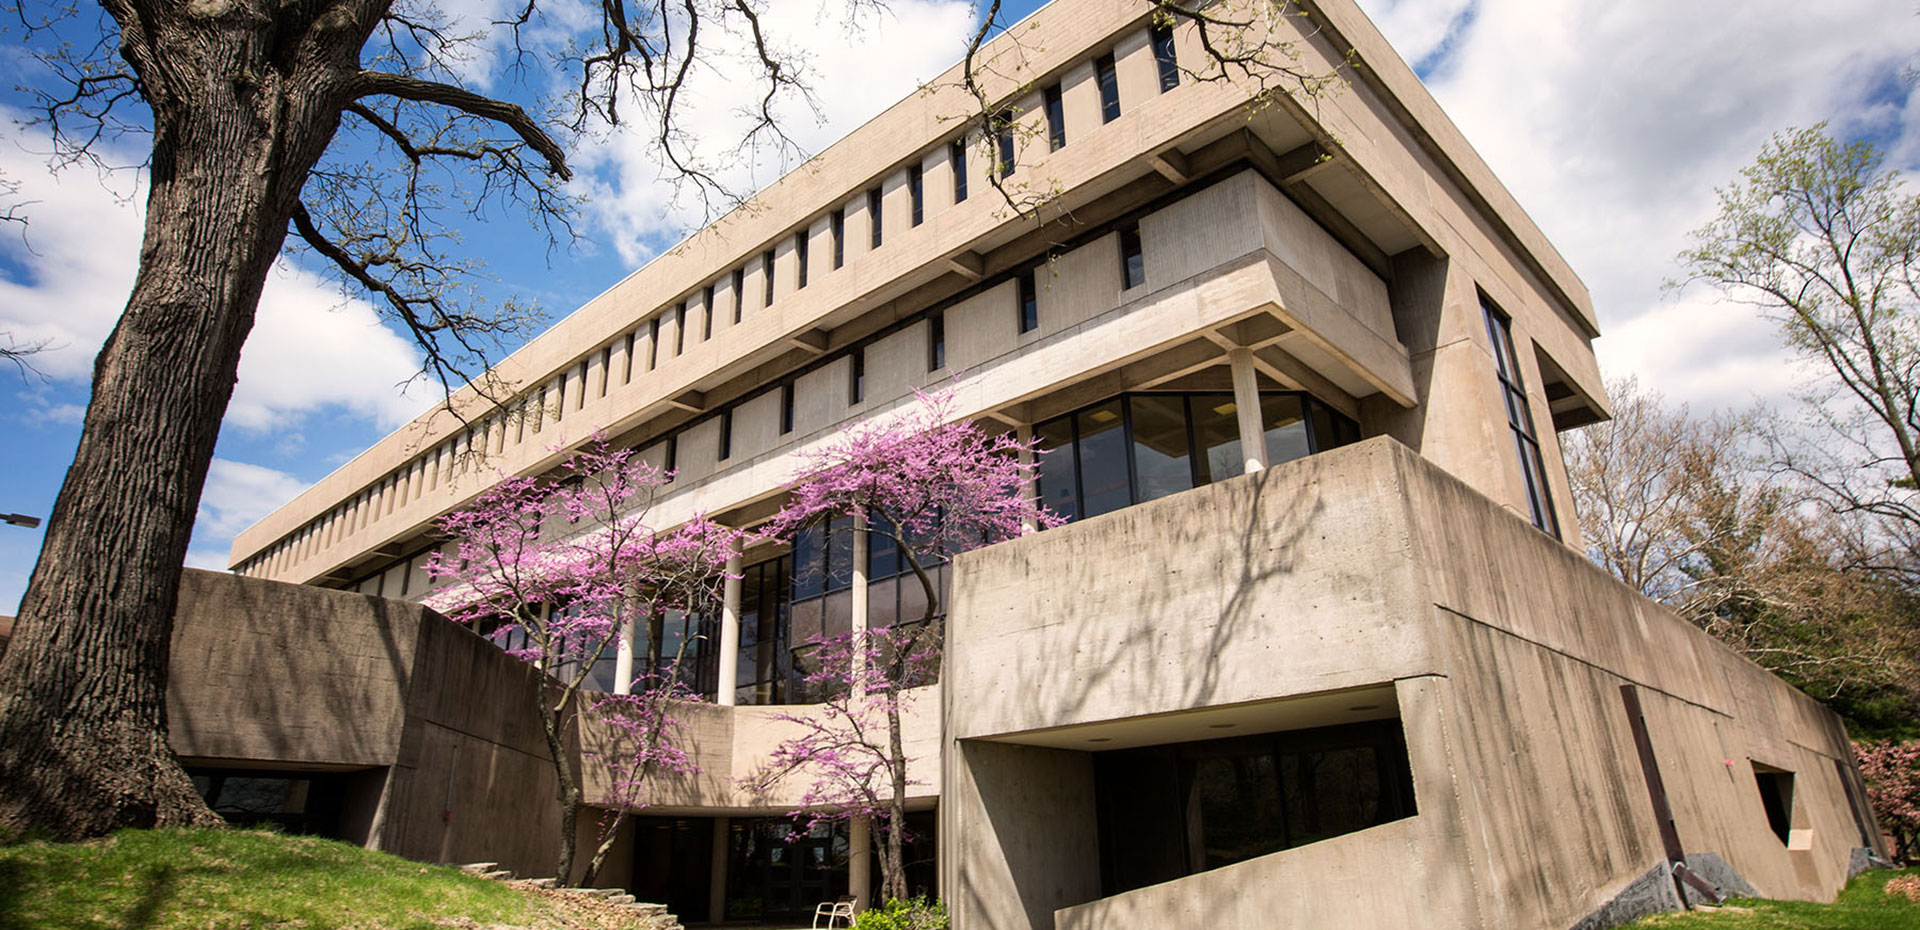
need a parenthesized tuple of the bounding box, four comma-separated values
(1095, 53, 1121, 122)
(1121, 226, 1145, 290)
(1044, 84, 1065, 151)
(1018, 270, 1039, 333)
(1152, 23, 1179, 92)
(1035, 417, 1079, 523)
(1129, 394, 1193, 502)
(867, 187, 883, 247)
(909, 165, 925, 226)
(995, 110, 1016, 178)
(951, 140, 968, 202)
(830, 210, 845, 268)
(928, 312, 946, 371)
(1076, 401, 1131, 518)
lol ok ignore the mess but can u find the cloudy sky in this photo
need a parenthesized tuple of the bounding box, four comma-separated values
(2, 0, 1918, 612)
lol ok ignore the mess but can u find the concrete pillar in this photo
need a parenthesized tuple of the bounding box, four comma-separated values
(1016, 424, 1039, 533)
(709, 817, 730, 922)
(716, 540, 744, 706)
(1229, 348, 1269, 475)
(849, 816, 873, 912)
(613, 606, 637, 695)
(851, 511, 870, 696)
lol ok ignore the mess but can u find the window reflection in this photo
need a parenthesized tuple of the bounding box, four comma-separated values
(1034, 390, 1360, 526)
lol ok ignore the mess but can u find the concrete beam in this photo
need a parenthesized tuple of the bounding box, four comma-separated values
(947, 251, 987, 279)
(1148, 147, 1191, 184)
(667, 390, 707, 413)
(788, 328, 831, 354)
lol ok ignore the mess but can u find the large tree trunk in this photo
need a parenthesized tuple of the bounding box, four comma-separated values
(541, 697, 583, 885)
(0, 0, 370, 839)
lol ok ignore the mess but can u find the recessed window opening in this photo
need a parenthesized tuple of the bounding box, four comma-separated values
(796, 232, 809, 289)
(624, 332, 635, 382)
(731, 268, 745, 323)
(780, 382, 795, 435)
(909, 164, 925, 226)
(867, 187, 884, 248)
(1121, 225, 1145, 290)
(648, 317, 660, 369)
(1018, 270, 1039, 333)
(995, 109, 1016, 178)
(1035, 390, 1360, 524)
(702, 286, 715, 340)
(830, 209, 845, 269)
(674, 302, 687, 355)
(850, 348, 865, 405)
(1095, 53, 1121, 122)
(1151, 22, 1180, 92)
(599, 347, 612, 396)
(927, 312, 946, 371)
(663, 436, 678, 476)
(576, 362, 587, 408)
(718, 409, 733, 461)
(762, 250, 776, 306)
(951, 140, 969, 203)
(1752, 763, 1796, 845)
(1044, 84, 1066, 151)
(1094, 718, 1417, 896)
(1482, 299, 1561, 539)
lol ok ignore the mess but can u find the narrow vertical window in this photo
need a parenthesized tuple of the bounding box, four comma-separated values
(648, 316, 660, 369)
(718, 409, 733, 461)
(850, 348, 865, 404)
(995, 110, 1016, 178)
(867, 187, 883, 248)
(780, 382, 796, 434)
(702, 286, 715, 340)
(664, 436, 678, 476)
(1018, 269, 1039, 333)
(1151, 22, 1179, 92)
(1095, 53, 1121, 122)
(908, 165, 925, 226)
(951, 140, 969, 203)
(796, 232, 809, 289)
(928, 312, 946, 371)
(674, 302, 687, 354)
(1483, 300, 1561, 539)
(732, 267, 745, 323)
(599, 346, 611, 397)
(623, 331, 635, 382)
(762, 249, 776, 306)
(831, 209, 845, 269)
(1121, 225, 1145, 290)
(1043, 84, 1065, 151)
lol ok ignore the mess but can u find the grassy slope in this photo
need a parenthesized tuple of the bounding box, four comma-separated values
(1629, 868, 1920, 929)
(0, 828, 602, 930)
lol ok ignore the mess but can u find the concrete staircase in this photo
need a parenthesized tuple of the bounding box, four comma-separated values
(458, 862, 685, 930)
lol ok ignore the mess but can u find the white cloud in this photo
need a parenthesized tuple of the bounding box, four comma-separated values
(570, 0, 976, 266)
(1353, 0, 1920, 413)
(0, 119, 433, 433)
(184, 458, 311, 571)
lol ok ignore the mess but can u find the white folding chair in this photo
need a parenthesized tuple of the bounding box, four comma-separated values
(813, 895, 856, 928)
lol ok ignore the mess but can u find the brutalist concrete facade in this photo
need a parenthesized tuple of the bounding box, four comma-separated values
(173, 0, 1888, 925)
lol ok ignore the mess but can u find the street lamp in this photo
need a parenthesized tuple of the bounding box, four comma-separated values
(3, 513, 41, 529)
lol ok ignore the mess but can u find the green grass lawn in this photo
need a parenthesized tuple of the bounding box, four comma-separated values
(1628, 868, 1920, 928)
(0, 827, 617, 930)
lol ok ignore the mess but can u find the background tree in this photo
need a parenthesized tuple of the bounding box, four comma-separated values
(1676, 125, 1920, 550)
(1857, 740, 1920, 862)
(1565, 378, 1920, 735)
(750, 391, 1057, 905)
(423, 438, 740, 885)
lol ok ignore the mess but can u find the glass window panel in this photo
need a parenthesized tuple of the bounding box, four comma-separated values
(899, 569, 931, 626)
(827, 516, 854, 592)
(1077, 401, 1131, 518)
(823, 589, 853, 640)
(1035, 416, 1079, 522)
(868, 576, 901, 630)
(1260, 394, 1311, 465)
(1281, 746, 1383, 847)
(1311, 401, 1342, 454)
(1189, 393, 1243, 485)
(1186, 752, 1287, 871)
(790, 598, 825, 647)
(868, 515, 900, 580)
(792, 525, 826, 600)
(1128, 395, 1194, 503)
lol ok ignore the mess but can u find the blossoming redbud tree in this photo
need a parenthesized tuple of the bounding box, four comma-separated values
(425, 436, 742, 886)
(751, 391, 1060, 904)
(1857, 740, 1920, 862)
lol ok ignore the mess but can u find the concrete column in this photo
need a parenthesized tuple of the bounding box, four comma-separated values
(716, 539, 744, 706)
(849, 816, 873, 912)
(613, 607, 636, 695)
(708, 817, 730, 922)
(1016, 424, 1039, 533)
(851, 511, 870, 697)
(1229, 348, 1269, 475)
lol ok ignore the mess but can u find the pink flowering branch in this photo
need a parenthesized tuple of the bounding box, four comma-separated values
(751, 390, 1059, 905)
(1858, 740, 1920, 862)
(421, 434, 745, 886)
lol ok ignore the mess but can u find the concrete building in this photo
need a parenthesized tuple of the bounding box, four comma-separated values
(194, 0, 1889, 926)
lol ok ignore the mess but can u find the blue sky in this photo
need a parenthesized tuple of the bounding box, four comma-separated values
(3, 0, 1919, 613)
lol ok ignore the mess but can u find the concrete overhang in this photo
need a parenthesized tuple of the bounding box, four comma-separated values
(980, 684, 1400, 752)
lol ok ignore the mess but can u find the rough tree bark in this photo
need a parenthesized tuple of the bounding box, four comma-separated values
(0, 0, 381, 838)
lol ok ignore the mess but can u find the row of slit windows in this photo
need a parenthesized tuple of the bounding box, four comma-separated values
(248, 20, 1190, 577)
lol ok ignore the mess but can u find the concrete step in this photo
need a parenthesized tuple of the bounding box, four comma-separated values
(481, 869, 513, 881)
(625, 903, 669, 917)
(522, 877, 558, 889)
(578, 887, 623, 899)
(605, 893, 636, 905)
(456, 862, 499, 875)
